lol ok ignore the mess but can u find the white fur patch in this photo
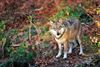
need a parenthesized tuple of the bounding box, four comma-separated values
(50, 29, 60, 38)
(59, 28, 65, 34)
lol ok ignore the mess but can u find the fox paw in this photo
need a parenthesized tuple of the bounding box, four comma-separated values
(79, 52, 84, 55)
(56, 54, 61, 58)
(68, 50, 72, 54)
(63, 56, 67, 59)
(63, 54, 67, 59)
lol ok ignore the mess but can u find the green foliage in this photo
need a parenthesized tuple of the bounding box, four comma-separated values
(28, 15, 32, 22)
(20, 42, 28, 49)
(50, 9, 67, 21)
(27, 14, 36, 23)
(82, 34, 98, 48)
(0, 59, 13, 67)
(4, 37, 12, 57)
(97, 42, 100, 47)
(79, 13, 93, 24)
(31, 26, 37, 36)
(77, 64, 82, 67)
(82, 34, 91, 45)
(50, 5, 84, 21)
(0, 63, 6, 67)
(0, 20, 5, 31)
(0, 32, 5, 40)
(23, 26, 37, 39)
(50, 5, 93, 24)
(40, 26, 49, 36)
(26, 50, 35, 62)
(8, 29, 18, 36)
(82, 34, 99, 53)
(66, 5, 93, 24)
(43, 41, 50, 48)
(66, 6, 93, 23)
(0, 20, 8, 58)
(10, 42, 36, 63)
(65, 6, 81, 18)
(23, 28, 29, 39)
(0, 20, 6, 40)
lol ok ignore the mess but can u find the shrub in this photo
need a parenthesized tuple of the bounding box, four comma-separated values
(10, 42, 36, 63)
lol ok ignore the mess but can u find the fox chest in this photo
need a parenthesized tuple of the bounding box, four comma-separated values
(55, 31, 77, 43)
(55, 31, 69, 43)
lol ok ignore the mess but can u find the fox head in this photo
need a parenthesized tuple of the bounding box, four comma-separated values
(49, 19, 65, 38)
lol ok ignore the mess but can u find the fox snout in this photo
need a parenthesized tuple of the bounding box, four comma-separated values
(57, 32, 60, 35)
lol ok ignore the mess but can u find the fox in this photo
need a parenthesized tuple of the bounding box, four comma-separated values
(49, 18, 84, 59)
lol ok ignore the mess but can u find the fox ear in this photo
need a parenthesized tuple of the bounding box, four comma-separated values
(58, 19, 64, 25)
(59, 19, 63, 23)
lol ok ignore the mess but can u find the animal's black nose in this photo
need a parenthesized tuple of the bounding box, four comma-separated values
(57, 32, 60, 35)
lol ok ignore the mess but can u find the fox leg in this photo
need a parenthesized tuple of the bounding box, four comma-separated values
(72, 39, 78, 48)
(68, 39, 78, 54)
(56, 43, 62, 58)
(77, 35, 84, 55)
(63, 42, 68, 59)
(68, 42, 73, 54)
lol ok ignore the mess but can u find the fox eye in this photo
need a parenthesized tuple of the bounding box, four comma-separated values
(59, 26, 62, 28)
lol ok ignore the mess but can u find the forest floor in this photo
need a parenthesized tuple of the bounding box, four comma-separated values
(0, 0, 100, 67)
(35, 50, 98, 67)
